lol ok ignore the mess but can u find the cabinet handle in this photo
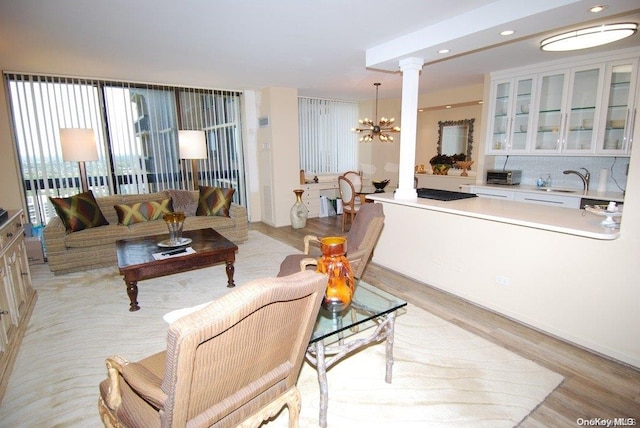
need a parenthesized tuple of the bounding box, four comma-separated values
(0, 310, 8, 315)
(6, 232, 13, 238)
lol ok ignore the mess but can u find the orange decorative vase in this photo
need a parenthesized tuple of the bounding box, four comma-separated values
(316, 236, 354, 312)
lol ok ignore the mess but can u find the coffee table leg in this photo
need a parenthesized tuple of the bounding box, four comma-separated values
(225, 260, 236, 288)
(125, 280, 140, 312)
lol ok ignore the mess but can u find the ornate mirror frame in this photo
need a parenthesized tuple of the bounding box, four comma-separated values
(437, 118, 475, 159)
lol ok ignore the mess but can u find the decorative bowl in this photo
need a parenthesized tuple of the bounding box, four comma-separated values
(372, 179, 390, 192)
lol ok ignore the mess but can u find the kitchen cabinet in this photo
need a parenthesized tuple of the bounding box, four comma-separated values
(513, 191, 580, 208)
(486, 49, 638, 157)
(467, 185, 514, 200)
(532, 65, 604, 154)
(0, 210, 37, 404)
(487, 76, 535, 154)
(596, 58, 638, 154)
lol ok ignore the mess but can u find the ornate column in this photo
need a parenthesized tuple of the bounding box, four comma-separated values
(395, 57, 424, 200)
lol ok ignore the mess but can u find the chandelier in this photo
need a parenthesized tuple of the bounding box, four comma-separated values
(352, 82, 400, 142)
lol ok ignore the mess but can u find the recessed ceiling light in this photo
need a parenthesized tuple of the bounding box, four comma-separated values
(590, 5, 606, 13)
(540, 22, 638, 52)
(500, 30, 515, 36)
(438, 49, 450, 54)
(445, 105, 452, 109)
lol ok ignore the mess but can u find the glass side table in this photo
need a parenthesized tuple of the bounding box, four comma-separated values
(306, 279, 407, 428)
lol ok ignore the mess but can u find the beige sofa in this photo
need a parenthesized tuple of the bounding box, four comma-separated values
(44, 190, 248, 275)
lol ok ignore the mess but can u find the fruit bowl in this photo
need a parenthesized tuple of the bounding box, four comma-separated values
(372, 179, 390, 193)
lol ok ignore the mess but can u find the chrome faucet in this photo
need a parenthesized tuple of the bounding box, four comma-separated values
(563, 167, 590, 191)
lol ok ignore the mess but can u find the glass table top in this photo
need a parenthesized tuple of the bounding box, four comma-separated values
(310, 279, 407, 344)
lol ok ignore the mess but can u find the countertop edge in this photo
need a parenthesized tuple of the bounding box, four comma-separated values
(367, 192, 620, 240)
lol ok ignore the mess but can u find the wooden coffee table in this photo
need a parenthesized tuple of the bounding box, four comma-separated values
(116, 228, 238, 311)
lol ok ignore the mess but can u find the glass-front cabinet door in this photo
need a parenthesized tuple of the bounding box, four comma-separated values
(564, 66, 603, 153)
(534, 71, 566, 152)
(533, 66, 603, 154)
(487, 76, 534, 154)
(598, 59, 638, 154)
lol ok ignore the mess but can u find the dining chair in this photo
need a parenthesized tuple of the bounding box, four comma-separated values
(338, 175, 360, 232)
(98, 271, 327, 428)
(342, 171, 362, 193)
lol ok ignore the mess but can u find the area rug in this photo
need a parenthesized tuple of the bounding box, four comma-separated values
(0, 231, 563, 427)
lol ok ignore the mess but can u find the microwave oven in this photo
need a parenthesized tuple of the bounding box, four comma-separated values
(486, 169, 522, 185)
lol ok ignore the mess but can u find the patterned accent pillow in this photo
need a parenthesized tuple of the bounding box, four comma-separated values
(114, 198, 174, 226)
(196, 186, 235, 217)
(49, 190, 109, 233)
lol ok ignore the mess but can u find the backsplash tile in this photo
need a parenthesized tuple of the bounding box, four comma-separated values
(490, 156, 629, 193)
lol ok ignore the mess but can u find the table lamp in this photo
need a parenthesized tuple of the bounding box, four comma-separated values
(60, 128, 99, 193)
(178, 130, 207, 190)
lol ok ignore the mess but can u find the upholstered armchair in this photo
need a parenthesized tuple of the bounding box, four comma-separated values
(98, 271, 328, 428)
(277, 202, 385, 279)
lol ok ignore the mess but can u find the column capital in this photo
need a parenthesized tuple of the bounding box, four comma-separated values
(398, 57, 424, 71)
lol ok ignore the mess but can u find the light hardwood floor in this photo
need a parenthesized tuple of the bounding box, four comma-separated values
(251, 216, 640, 426)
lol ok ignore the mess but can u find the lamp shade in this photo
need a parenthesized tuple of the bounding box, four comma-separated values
(60, 128, 99, 162)
(178, 130, 207, 159)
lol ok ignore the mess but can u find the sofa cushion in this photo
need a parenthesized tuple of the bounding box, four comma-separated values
(64, 224, 131, 248)
(196, 186, 234, 217)
(114, 199, 174, 225)
(166, 189, 197, 217)
(49, 190, 109, 233)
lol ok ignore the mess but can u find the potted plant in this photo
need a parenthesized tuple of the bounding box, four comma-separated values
(429, 154, 454, 175)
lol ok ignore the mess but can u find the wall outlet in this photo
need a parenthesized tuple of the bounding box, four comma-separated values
(495, 275, 510, 286)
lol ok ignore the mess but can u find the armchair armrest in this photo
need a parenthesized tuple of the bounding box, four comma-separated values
(303, 235, 320, 254)
(299, 257, 318, 271)
(104, 355, 167, 412)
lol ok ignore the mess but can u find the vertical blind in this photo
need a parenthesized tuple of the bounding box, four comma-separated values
(4, 73, 246, 226)
(298, 97, 359, 174)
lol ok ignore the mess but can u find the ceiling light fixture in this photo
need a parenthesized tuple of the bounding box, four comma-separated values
(540, 22, 638, 52)
(590, 5, 606, 13)
(352, 83, 400, 142)
(500, 30, 515, 36)
(438, 49, 450, 54)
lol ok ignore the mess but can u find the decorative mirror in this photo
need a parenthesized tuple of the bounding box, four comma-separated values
(437, 118, 474, 160)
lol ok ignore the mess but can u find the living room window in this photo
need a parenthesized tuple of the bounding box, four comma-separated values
(298, 97, 358, 174)
(4, 73, 246, 226)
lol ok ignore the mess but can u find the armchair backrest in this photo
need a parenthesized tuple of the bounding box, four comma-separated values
(161, 271, 327, 427)
(338, 175, 356, 207)
(343, 171, 362, 193)
(345, 202, 385, 278)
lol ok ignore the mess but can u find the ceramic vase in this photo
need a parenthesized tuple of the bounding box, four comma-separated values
(316, 236, 354, 312)
(290, 189, 308, 229)
(163, 212, 185, 245)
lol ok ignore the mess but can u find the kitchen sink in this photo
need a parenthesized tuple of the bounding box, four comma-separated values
(534, 188, 577, 193)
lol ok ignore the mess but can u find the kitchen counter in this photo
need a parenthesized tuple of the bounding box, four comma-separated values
(367, 192, 621, 240)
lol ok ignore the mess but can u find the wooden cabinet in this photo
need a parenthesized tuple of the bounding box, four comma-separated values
(0, 210, 37, 405)
(486, 49, 638, 157)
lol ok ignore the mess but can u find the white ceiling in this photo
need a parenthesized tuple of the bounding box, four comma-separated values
(0, 0, 638, 102)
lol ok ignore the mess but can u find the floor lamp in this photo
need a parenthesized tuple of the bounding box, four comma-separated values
(178, 130, 208, 190)
(60, 128, 98, 193)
